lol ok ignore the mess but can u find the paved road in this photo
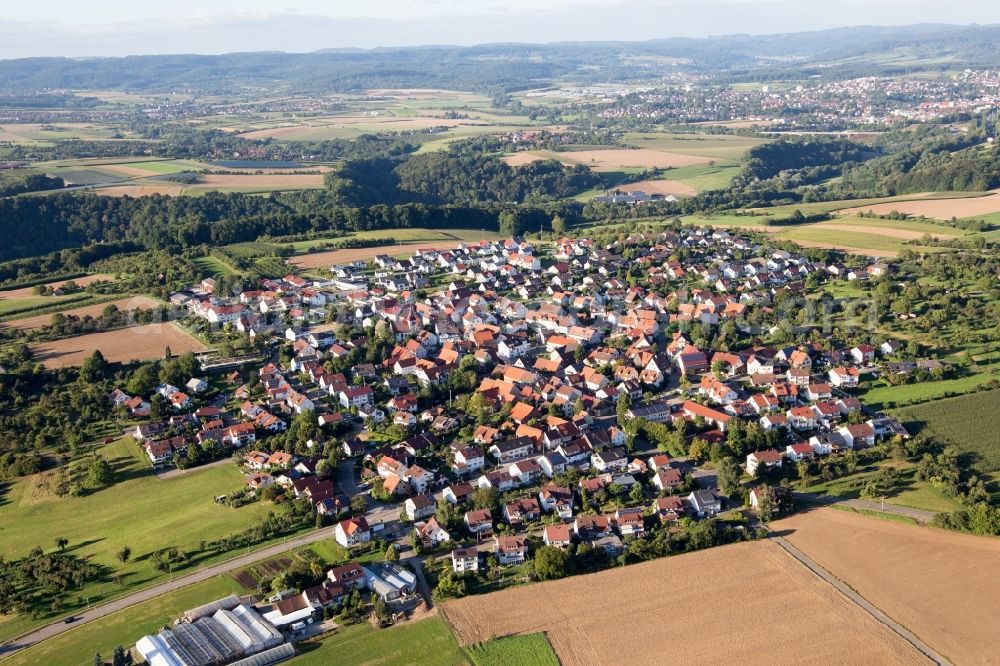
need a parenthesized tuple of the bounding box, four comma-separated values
(770, 533, 950, 665)
(0, 501, 403, 658)
(794, 491, 937, 523)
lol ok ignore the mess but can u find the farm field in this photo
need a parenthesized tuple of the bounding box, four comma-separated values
(0, 436, 276, 643)
(1, 295, 161, 331)
(862, 360, 1000, 410)
(502, 150, 574, 167)
(291, 616, 467, 666)
(290, 243, 461, 269)
(28, 322, 208, 368)
(836, 189, 1000, 219)
(894, 389, 1000, 472)
(774, 508, 1000, 665)
(769, 226, 944, 257)
(0, 123, 128, 144)
(563, 149, 714, 171)
(621, 132, 769, 160)
(0, 274, 116, 300)
(281, 227, 495, 253)
(441, 540, 924, 665)
(0, 295, 89, 317)
(192, 255, 239, 278)
(465, 633, 559, 666)
(0, 576, 245, 666)
(90, 184, 184, 197)
(619, 178, 697, 196)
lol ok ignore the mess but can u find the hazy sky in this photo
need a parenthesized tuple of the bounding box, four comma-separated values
(1, 0, 998, 58)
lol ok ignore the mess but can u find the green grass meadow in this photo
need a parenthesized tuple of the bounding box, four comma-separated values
(0, 437, 280, 643)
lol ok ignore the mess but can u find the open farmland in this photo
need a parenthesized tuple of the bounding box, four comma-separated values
(836, 189, 1000, 219)
(774, 508, 1000, 665)
(621, 132, 768, 160)
(0, 274, 115, 300)
(28, 322, 207, 367)
(441, 540, 924, 666)
(558, 149, 713, 171)
(90, 184, 185, 197)
(895, 389, 1000, 472)
(0, 436, 275, 644)
(621, 178, 698, 196)
(290, 241, 466, 269)
(1, 295, 161, 331)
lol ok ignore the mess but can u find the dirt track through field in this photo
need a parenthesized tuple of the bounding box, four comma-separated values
(2, 296, 161, 331)
(28, 323, 208, 367)
(442, 540, 925, 666)
(773, 508, 1000, 665)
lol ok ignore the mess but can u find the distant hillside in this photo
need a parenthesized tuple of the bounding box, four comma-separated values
(0, 24, 998, 94)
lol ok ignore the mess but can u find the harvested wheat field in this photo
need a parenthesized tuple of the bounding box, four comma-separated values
(775, 508, 1000, 665)
(92, 184, 185, 197)
(442, 540, 924, 666)
(3, 296, 161, 331)
(0, 274, 116, 300)
(502, 151, 575, 167)
(624, 178, 698, 197)
(290, 242, 459, 269)
(558, 149, 713, 171)
(837, 190, 1000, 219)
(29, 323, 208, 368)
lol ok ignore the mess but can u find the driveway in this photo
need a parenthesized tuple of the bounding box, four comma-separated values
(337, 460, 361, 496)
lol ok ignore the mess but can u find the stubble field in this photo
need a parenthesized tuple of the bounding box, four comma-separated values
(441, 540, 924, 666)
(774, 508, 1000, 665)
(836, 189, 1000, 219)
(1, 296, 161, 331)
(28, 322, 208, 367)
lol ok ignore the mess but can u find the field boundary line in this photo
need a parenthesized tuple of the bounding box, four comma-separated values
(769, 533, 951, 666)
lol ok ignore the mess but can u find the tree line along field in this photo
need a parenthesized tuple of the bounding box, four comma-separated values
(894, 389, 1000, 473)
(0, 436, 277, 644)
(441, 540, 924, 666)
(774, 508, 1000, 665)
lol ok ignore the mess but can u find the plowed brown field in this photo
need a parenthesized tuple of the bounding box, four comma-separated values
(442, 540, 925, 666)
(774, 508, 1000, 665)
